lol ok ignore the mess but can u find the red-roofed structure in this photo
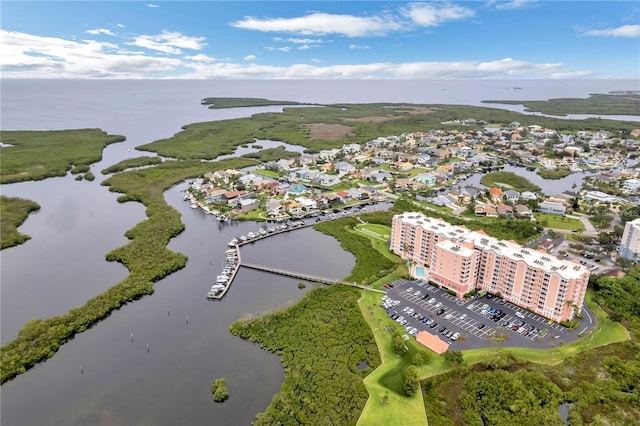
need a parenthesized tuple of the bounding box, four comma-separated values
(416, 331, 450, 355)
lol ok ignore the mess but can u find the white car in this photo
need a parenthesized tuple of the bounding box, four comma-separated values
(406, 287, 414, 293)
(435, 302, 443, 308)
(428, 298, 436, 304)
(445, 313, 453, 320)
(459, 314, 467, 320)
(414, 291, 421, 296)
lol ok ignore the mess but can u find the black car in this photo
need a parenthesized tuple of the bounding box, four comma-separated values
(436, 308, 446, 315)
(477, 323, 486, 329)
(438, 326, 446, 333)
(429, 322, 438, 328)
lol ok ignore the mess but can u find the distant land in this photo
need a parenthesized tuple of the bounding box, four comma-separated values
(200, 97, 310, 109)
(482, 93, 640, 116)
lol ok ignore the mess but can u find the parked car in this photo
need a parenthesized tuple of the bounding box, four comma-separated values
(477, 323, 486, 329)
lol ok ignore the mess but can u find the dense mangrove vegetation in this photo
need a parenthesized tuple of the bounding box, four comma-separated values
(137, 102, 639, 160)
(241, 146, 301, 162)
(0, 196, 41, 249)
(229, 284, 380, 425)
(0, 157, 258, 384)
(211, 378, 229, 403)
(314, 217, 396, 285)
(482, 93, 640, 116)
(201, 97, 304, 109)
(101, 156, 162, 174)
(0, 129, 125, 183)
(479, 171, 541, 192)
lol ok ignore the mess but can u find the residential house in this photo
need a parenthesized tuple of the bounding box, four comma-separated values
(238, 198, 259, 212)
(392, 161, 414, 171)
(342, 143, 361, 154)
(223, 190, 246, 206)
(325, 193, 343, 206)
(361, 186, 379, 197)
(312, 173, 341, 187)
(504, 190, 520, 203)
(521, 191, 538, 201)
(514, 204, 533, 218)
(296, 197, 318, 211)
(336, 190, 352, 202)
(395, 178, 424, 192)
(488, 187, 504, 203)
(348, 188, 368, 200)
(334, 161, 356, 177)
(283, 199, 303, 216)
(266, 200, 283, 217)
(497, 204, 514, 216)
(475, 204, 498, 217)
(318, 149, 341, 162)
(538, 200, 566, 215)
(414, 173, 436, 187)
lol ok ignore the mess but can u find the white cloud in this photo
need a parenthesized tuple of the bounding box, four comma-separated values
(145, 3, 159, 8)
(127, 30, 207, 54)
(0, 30, 180, 78)
(489, 0, 538, 11)
(117, 24, 125, 28)
(184, 54, 215, 63)
(275, 37, 324, 44)
(232, 12, 404, 37)
(0, 29, 609, 80)
(349, 44, 370, 49)
(402, 2, 475, 27)
(582, 24, 640, 38)
(86, 28, 116, 36)
(265, 46, 291, 52)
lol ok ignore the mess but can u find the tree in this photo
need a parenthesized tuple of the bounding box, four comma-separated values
(444, 349, 464, 365)
(211, 378, 229, 402)
(391, 332, 407, 355)
(403, 365, 420, 396)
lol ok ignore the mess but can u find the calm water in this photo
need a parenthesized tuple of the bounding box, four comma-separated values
(1, 79, 638, 425)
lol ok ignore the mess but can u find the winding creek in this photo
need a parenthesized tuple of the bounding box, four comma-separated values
(1, 79, 637, 425)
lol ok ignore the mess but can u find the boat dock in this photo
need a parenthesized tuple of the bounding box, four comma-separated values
(206, 247, 241, 300)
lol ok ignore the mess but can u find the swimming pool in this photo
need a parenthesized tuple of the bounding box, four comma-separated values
(415, 267, 425, 276)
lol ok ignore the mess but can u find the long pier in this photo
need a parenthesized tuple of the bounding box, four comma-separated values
(241, 262, 384, 292)
(207, 247, 241, 300)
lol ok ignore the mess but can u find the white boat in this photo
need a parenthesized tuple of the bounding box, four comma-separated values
(190, 203, 198, 209)
(247, 232, 256, 238)
(210, 283, 226, 291)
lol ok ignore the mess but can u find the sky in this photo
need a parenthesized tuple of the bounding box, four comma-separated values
(1, 1, 639, 79)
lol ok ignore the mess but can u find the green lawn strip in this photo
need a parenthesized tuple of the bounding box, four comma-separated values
(534, 212, 585, 231)
(200, 97, 305, 109)
(357, 280, 430, 426)
(0, 196, 41, 250)
(0, 158, 258, 384)
(0, 129, 125, 183)
(252, 169, 281, 178)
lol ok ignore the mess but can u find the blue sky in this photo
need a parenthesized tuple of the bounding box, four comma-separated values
(1, 1, 639, 79)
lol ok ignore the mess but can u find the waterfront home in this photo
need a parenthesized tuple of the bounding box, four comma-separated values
(296, 196, 317, 211)
(336, 190, 352, 202)
(283, 199, 302, 215)
(540, 158, 558, 170)
(239, 173, 264, 187)
(288, 183, 306, 194)
(223, 190, 246, 205)
(239, 198, 259, 212)
(348, 188, 367, 200)
(521, 191, 538, 201)
(583, 191, 619, 204)
(391, 161, 414, 171)
(325, 193, 343, 206)
(361, 186, 379, 197)
(266, 200, 283, 217)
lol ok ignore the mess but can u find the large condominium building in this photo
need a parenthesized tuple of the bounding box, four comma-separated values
(618, 218, 640, 261)
(390, 212, 590, 323)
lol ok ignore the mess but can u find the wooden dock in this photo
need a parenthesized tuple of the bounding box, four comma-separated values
(207, 247, 241, 300)
(241, 262, 384, 292)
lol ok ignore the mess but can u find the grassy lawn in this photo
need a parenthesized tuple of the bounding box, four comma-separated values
(355, 223, 391, 242)
(534, 212, 585, 231)
(252, 168, 281, 178)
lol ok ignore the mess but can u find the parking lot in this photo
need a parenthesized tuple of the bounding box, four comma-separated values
(381, 278, 596, 351)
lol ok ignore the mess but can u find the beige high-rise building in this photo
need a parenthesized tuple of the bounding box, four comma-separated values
(390, 212, 590, 323)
